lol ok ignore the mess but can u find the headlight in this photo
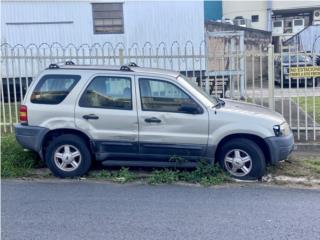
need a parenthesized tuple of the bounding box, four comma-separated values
(273, 122, 290, 137)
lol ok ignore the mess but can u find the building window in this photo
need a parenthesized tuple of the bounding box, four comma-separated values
(251, 15, 259, 22)
(92, 3, 124, 34)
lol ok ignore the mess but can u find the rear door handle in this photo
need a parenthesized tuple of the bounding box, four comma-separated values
(145, 117, 161, 123)
(83, 114, 99, 120)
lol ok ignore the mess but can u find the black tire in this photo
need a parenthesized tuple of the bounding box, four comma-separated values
(45, 134, 92, 178)
(218, 138, 266, 180)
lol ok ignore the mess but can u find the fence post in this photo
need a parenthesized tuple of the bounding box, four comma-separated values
(119, 48, 124, 65)
(268, 44, 275, 110)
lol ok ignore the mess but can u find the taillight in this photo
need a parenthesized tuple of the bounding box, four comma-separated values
(19, 105, 28, 124)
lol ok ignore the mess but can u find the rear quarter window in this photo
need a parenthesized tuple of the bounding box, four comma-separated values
(31, 75, 80, 104)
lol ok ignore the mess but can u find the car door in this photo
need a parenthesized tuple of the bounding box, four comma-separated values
(75, 74, 138, 159)
(136, 76, 209, 161)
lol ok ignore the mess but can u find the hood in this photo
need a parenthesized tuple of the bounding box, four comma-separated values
(219, 99, 285, 124)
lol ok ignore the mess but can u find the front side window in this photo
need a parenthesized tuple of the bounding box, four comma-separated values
(92, 3, 124, 34)
(79, 76, 132, 110)
(31, 75, 80, 104)
(139, 78, 201, 113)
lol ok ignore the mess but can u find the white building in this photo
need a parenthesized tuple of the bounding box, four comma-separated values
(1, 0, 205, 47)
(223, 1, 270, 30)
(222, 0, 320, 32)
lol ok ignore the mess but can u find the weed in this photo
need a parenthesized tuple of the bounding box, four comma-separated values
(1, 134, 43, 177)
(148, 160, 230, 186)
(148, 169, 179, 184)
(115, 167, 136, 183)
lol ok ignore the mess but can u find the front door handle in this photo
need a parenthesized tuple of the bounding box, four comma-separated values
(145, 117, 161, 123)
(83, 114, 99, 120)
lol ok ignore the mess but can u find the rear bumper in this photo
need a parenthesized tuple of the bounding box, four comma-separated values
(265, 133, 295, 164)
(15, 124, 49, 154)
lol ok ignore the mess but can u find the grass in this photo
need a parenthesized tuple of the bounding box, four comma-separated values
(292, 96, 320, 123)
(268, 155, 320, 179)
(3, 133, 320, 186)
(89, 161, 230, 186)
(1, 134, 43, 177)
(1, 134, 230, 185)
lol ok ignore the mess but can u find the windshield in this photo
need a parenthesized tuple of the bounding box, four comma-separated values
(282, 55, 311, 63)
(178, 75, 218, 106)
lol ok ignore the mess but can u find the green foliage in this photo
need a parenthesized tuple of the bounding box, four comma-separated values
(148, 169, 179, 184)
(115, 167, 136, 183)
(148, 160, 229, 186)
(1, 134, 229, 185)
(1, 134, 43, 177)
(180, 160, 229, 186)
(292, 96, 320, 123)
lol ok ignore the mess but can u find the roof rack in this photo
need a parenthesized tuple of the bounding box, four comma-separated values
(120, 62, 138, 71)
(128, 62, 138, 67)
(120, 65, 132, 71)
(47, 61, 139, 72)
(48, 63, 60, 69)
(65, 60, 75, 65)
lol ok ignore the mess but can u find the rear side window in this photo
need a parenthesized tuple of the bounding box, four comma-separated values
(79, 76, 132, 110)
(31, 75, 80, 104)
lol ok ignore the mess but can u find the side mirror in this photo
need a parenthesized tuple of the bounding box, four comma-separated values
(179, 103, 202, 114)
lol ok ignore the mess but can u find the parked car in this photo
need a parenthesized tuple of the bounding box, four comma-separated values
(15, 62, 294, 179)
(275, 54, 319, 87)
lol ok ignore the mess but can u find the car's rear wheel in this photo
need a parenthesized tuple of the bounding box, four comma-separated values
(45, 134, 92, 178)
(218, 138, 266, 180)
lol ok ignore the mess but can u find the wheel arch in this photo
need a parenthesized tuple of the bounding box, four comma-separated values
(214, 133, 271, 164)
(41, 128, 93, 159)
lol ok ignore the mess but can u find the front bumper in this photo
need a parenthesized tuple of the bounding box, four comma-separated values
(265, 132, 295, 164)
(15, 124, 49, 154)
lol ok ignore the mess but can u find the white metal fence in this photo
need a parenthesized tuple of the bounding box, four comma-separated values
(1, 41, 319, 142)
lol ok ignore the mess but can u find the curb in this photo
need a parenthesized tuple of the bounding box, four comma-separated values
(295, 143, 320, 153)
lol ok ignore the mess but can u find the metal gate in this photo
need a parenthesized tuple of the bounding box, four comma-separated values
(1, 41, 319, 141)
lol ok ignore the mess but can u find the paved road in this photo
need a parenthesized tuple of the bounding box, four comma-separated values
(2, 180, 320, 240)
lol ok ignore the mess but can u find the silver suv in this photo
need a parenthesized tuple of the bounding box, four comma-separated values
(15, 62, 294, 179)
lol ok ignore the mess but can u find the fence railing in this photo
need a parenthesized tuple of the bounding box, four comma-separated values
(1, 41, 319, 142)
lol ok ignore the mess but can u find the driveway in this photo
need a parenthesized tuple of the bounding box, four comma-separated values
(2, 180, 320, 240)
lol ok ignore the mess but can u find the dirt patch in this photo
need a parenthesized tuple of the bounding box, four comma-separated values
(265, 154, 320, 188)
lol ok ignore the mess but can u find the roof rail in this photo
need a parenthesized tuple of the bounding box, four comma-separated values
(120, 62, 138, 71)
(48, 63, 60, 69)
(120, 65, 132, 71)
(128, 62, 138, 67)
(65, 60, 75, 65)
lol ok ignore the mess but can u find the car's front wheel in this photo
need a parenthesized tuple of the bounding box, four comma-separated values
(45, 134, 92, 178)
(218, 138, 266, 180)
